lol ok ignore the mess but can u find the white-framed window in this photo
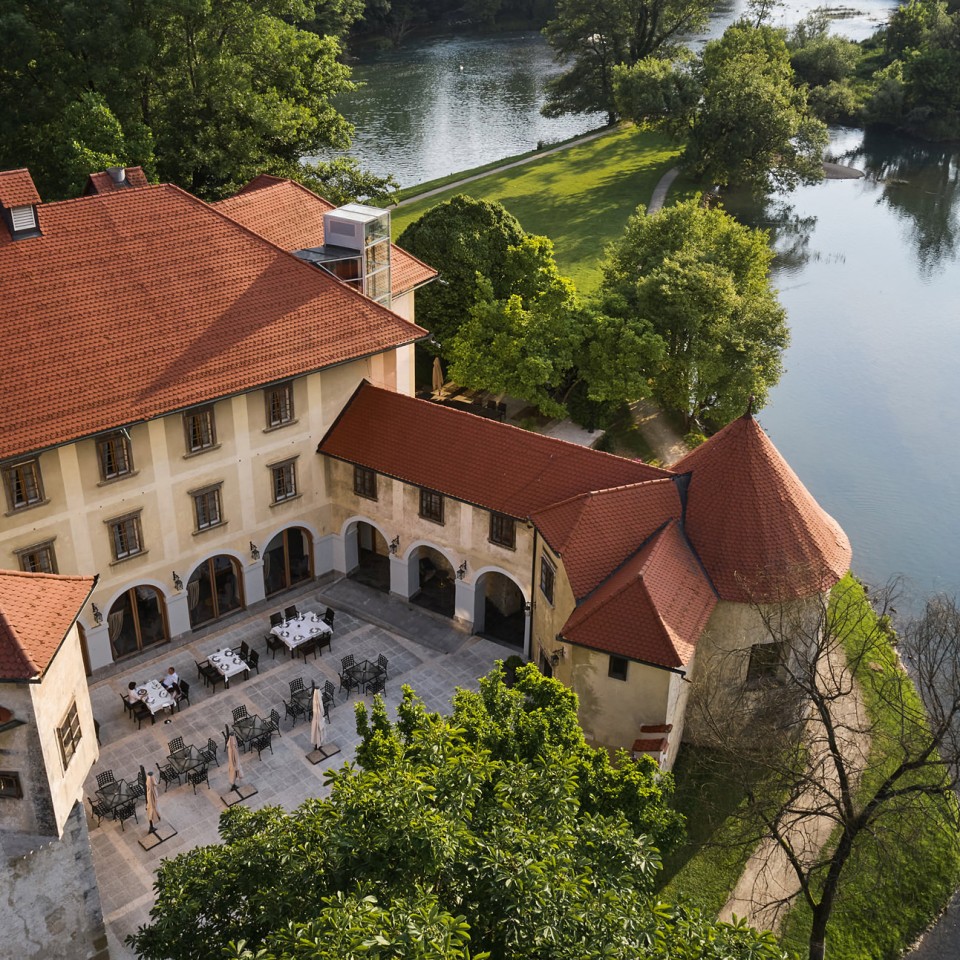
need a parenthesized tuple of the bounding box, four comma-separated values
(265, 382, 295, 428)
(15, 540, 57, 574)
(107, 511, 144, 561)
(192, 483, 224, 531)
(540, 554, 556, 604)
(97, 431, 133, 481)
(419, 488, 444, 524)
(2, 458, 44, 511)
(57, 701, 82, 770)
(184, 406, 216, 453)
(270, 458, 298, 503)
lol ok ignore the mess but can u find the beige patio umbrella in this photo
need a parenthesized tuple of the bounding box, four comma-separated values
(310, 687, 327, 751)
(227, 731, 244, 791)
(145, 769, 160, 834)
(431, 356, 444, 396)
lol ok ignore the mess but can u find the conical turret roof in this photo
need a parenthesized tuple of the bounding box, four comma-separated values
(674, 414, 851, 603)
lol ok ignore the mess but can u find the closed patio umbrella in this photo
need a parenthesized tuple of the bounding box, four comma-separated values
(310, 687, 326, 751)
(432, 356, 444, 396)
(145, 770, 160, 834)
(227, 731, 244, 791)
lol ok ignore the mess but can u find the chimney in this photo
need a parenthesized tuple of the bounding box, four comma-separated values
(107, 166, 126, 185)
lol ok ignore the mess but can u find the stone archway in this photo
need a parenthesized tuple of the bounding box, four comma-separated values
(187, 555, 244, 629)
(262, 526, 314, 598)
(347, 520, 391, 592)
(409, 544, 455, 619)
(107, 584, 169, 660)
(474, 570, 525, 648)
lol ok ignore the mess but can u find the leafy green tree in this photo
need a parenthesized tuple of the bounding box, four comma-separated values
(0, 0, 377, 201)
(616, 23, 827, 192)
(542, 0, 713, 123)
(787, 15, 860, 88)
(599, 197, 788, 430)
(130, 665, 785, 960)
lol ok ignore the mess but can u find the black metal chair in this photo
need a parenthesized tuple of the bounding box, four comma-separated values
(284, 605, 299, 621)
(132, 700, 154, 728)
(167, 736, 185, 754)
(365, 676, 386, 697)
(289, 676, 305, 695)
(377, 654, 389, 679)
(96, 770, 116, 790)
(266, 632, 285, 659)
(202, 663, 224, 691)
(246, 650, 260, 674)
(201, 737, 220, 767)
(270, 611, 284, 628)
(196, 659, 209, 680)
(156, 761, 181, 792)
(114, 800, 139, 831)
(283, 698, 304, 728)
(267, 708, 283, 737)
(317, 630, 331, 656)
(298, 637, 318, 662)
(130, 767, 147, 803)
(239, 641, 250, 659)
(232, 704, 249, 722)
(188, 764, 210, 794)
(251, 732, 273, 760)
(177, 679, 191, 709)
(88, 796, 110, 827)
(120, 693, 134, 719)
(323, 607, 335, 627)
(339, 655, 357, 695)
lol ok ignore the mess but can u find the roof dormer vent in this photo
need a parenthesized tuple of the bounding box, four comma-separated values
(107, 166, 126, 185)
(0, 168, 42, 240)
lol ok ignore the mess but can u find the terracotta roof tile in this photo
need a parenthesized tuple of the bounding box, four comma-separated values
(214, 178, 437, 296)
(0, 570, 96, 680)
(532, 479, 682, 599)
(317, 382, 671, 517)
(673, 415, 852, 603)
(0, 169, 41, 207)
(0, 183, 426, 459)
(561, 522, 716, 670)
(85, 166, 150, 194)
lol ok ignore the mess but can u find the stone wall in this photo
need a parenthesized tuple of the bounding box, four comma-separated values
(0, 801, 108, 960)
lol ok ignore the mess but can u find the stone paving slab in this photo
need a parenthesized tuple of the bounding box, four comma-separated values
(84, 581, 509, 957)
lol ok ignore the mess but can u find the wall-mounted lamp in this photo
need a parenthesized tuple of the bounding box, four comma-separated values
(389, 536, 400, 556)
(172, 571, 183, 591)
(523, 601, 532, 613)
(250, 541, 260, 561)
(456, 560, 468, 580)
(550, 647, 565, 667)
(91, 603, 103, 626)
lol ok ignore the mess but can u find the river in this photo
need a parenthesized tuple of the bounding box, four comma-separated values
(332, 13, 960, 605)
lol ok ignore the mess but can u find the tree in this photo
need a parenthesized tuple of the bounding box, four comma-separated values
(688, 575, 960, 960)
(129, 665, 786, 960)
(542, 0, 713, 123)
(0, 1, 376, 201)
(615, 23, 828, 192)
(598, 196, 788, 430)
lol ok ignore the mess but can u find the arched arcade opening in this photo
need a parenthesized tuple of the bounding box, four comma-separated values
(346, 520, 391, 593)
(410, 545, 455, 619)
(474, 571, 525, 648)
(108, 584, 169, 660)
(187, 555, 244, 629)
(262, 526, 314, 597)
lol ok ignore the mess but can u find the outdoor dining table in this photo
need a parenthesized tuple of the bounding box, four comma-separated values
(96, 777, 139, 813)
(166, 744, 205, 777)
(135, 678, 176, 716)
(209, 648, 249, 688)
(271, 614, 332, 654)
(344, 659, 385, 696)
(232, 714, 271, 750)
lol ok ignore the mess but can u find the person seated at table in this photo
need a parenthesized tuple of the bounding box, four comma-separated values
(161, 666, 182, 699)
(127, 681, 142, 705)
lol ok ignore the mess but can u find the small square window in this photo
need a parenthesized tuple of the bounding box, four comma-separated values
(96, 431, 133, 481)
(540, 554, 556, 605)
(192, 484, 223, 531)
(746, 642, 785, 685)
(271, 459, 298, 503)
(107, 512, 144, 561)
(3, 459, 44, 511)
(354, 466, 378, 501)
(265, 382, 295, 428)
(57, 702, 82, 770)
(419, 488, 444, 524)
(15, 540, 57, 574)
(0, 771, 23, 799)
(184, 406, 216, 453)
(489, 513, 516, 549)
(608, 656, 629, 681)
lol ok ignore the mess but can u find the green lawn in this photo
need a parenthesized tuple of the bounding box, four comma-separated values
(391, 126, 682, 292)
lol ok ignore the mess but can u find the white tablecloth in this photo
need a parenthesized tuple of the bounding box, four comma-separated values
(271, 615, 332, 652)
(135, 679, 176, 715)
(209, 649, 249, 682)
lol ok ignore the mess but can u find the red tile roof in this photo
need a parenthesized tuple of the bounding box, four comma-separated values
(318, 382, 672, 518)
(532, 479, 682, 599)
(0, 169, 41, 207)
(0, 571, 96, 681)
(673, 414, 852, 603)
(214, 178, 437, 296)
(0, 183, 426, 460)
(561, 522, 716, 670)
(85, 166, 150, 194)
